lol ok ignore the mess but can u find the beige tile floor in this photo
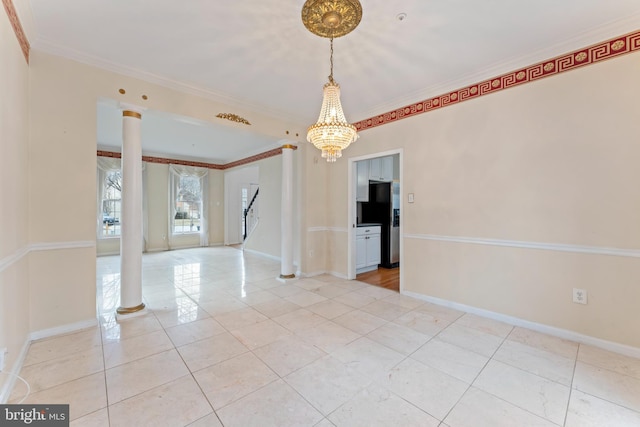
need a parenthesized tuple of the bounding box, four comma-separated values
(9, 247, 640, 426)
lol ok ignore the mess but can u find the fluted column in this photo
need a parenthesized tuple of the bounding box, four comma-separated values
(280, 143, 296, 279)
(117, 105, 146, 316)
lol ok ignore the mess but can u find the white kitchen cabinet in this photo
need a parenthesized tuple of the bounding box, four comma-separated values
(356, 235, 367, 270)
(369, 156, 393, 182)
(366, 233, 381, 266)
(356, 225, 381, 273)
(356, 160, 370, 201)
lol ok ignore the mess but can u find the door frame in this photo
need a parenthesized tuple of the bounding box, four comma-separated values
(347, 148, 404, 292)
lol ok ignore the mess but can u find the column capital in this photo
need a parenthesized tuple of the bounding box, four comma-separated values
(278, 139, 298, 150)
(119, 102, 146, 118)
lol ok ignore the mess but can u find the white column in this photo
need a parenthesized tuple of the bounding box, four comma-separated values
(280, 143, 296, 279)
(117, 106, 146, 316)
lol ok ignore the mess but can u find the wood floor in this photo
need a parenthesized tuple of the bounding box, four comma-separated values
(356, 267, 400, 292)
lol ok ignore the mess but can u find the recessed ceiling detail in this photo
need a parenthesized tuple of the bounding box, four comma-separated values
(216, 113, 251, 126)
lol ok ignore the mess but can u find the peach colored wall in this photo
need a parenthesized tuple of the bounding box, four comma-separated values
(327, 51, 640, 347)
(297, 143, 329, 275)
(243, 156, 283, 259)
(0, 0, 31, 394)
(208, 169, 225, 245)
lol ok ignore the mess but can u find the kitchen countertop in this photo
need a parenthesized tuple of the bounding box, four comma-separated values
(357, 223, 382, 227)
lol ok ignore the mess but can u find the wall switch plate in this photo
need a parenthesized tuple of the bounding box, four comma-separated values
(408, 193, 415, 203)
(573, 288, 588, 304)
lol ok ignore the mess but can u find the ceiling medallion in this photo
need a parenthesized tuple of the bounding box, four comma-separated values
(301, 0, 362, 38)
(216, 113, 251, 126)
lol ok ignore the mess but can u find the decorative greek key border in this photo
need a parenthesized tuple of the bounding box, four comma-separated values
(2, 0, 30, 63)
(354, 30, 640, 132)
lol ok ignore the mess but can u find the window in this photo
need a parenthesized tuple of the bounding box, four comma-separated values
(174, 175, 202, 234)
(168, 164, 208, 246)
(101, 171, 122, 237)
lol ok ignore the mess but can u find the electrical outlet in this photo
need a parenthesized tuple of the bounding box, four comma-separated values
(573, 288, 588, 305)
(0, 347, 7, 371)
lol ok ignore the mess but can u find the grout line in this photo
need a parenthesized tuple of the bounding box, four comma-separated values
(435, 321, 512, 424)
(562, 343, 580, 426)
(97, 323, 112, 427)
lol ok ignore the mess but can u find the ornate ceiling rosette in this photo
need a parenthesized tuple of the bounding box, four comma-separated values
(301, 0, 362, 39)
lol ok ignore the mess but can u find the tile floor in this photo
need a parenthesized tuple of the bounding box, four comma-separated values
(9, 247, 640, 426)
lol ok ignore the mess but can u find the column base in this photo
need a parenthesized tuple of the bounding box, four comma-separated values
(277, 274, 297, 283)
(116, 303, 147, 321)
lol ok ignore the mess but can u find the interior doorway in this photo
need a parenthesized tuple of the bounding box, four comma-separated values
(348, 150, 403, 292)
(224, 166, 259, 245)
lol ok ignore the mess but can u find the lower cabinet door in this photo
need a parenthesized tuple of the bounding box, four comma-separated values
(366, 234, 381, 266)
(356, 235, 367, 269)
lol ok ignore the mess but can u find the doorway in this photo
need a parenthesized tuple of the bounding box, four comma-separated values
(224, 166, 259, 245)
(348, 150, 403, 292)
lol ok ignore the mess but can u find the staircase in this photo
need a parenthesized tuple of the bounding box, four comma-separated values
(243, 188, 259, 241)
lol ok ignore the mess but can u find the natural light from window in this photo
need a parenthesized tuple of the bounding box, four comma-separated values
(174, 175, 202, 234)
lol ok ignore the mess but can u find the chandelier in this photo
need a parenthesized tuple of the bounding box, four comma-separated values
(302, 0, 362, 162)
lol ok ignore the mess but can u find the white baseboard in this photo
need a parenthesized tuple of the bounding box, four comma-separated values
(1, 318, 99, 403)
(145, 247, 169, 253)
(0, 339, 30, 403)
(327, 271, 348, 280)
(167, 244, 201, 251)
(299, 270, 349, 280)
(402, 290, 640, 359)
(298, 271, 326, 278)
(29, 318, 98, 342)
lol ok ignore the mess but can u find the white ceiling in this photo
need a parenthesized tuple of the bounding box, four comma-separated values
(29, 0, 640, 163)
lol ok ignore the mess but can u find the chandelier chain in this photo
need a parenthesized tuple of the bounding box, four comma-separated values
(329, 37, 334, 84)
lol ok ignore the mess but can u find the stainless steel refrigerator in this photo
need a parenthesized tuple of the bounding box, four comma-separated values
(361, 181, 400, 268)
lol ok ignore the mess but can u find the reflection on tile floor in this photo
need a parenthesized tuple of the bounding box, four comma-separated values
(9, 247, 640, 426)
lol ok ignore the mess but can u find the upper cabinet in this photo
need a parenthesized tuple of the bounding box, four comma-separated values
(356, 155, 398, 202)
(356, 160, 370, 202)
(369, 156, 394, 182)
